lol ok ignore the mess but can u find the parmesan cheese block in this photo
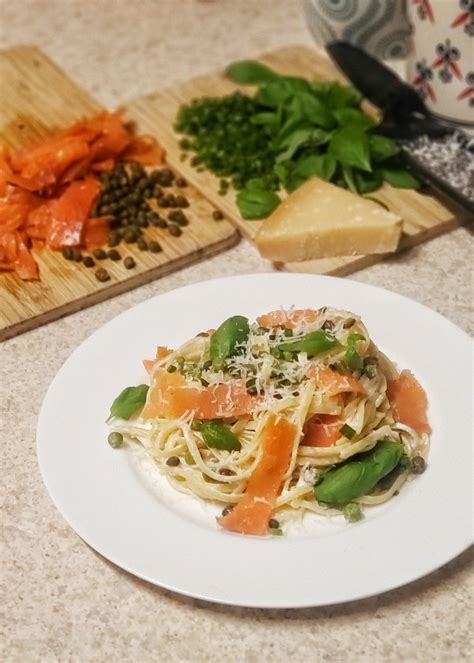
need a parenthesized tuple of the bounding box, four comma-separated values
(255, 177, 403, 262)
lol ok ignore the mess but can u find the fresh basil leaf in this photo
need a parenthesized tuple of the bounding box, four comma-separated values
(333, 108, 376, 131)
(329, 127, 372, 172)
(200, 421, 241, 452)
(295, 92, 335, 130)
(108, 384, 149, 421)
(369, 135, 399, 161)
(273, 161, 291, 188)
(226, 60, 279, 84)
(380, 168, 420, 189)
(244, 177, 268, 190)
(287, 154, 337, 191)
(342, 165, 357, 193)
(313, 82, 363, 109)
(354, 170, 383, 193)
(250, 111, 281, 132)
(237, 186, 281, 219)
(276, 109, 309, 142)
(275, 128, 313, 163)
(278, 330, 337, 356)
(255, 79, 311, 107)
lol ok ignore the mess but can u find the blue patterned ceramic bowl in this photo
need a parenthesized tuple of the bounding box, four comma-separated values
(303, 0, 412, 59)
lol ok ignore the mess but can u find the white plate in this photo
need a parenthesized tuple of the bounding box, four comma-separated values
(37, 274, 473, 608)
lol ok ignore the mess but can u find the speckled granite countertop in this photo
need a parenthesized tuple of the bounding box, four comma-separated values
(1, 1, 472, 661)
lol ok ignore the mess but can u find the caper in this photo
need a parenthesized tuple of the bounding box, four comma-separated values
(160, 167, 175, 181)
(137, 238, 148, 251)
(158, 197, 169, 208)
(62, 247, 74, 260)
(175, 195, 189, 208)
(191, 419, 203, 431)
(93, 248, 107, 260)
(167, 364, 177, 373)
(107, 249, 121, 261)
(168, 210, 188, 225)
(123, 229, 138, 243)
(176, 177, 187, 187)
(95, 267, 110, 282)
(343, 318, 356, 329)
(268, 518, 280, 529)
(72, 250, 83, 262)
(168, 224, 182, 237)
(124, 257, 136, 269)
(212, 210, 224, 221)
(108, 432, 123, 448)
(83, 256, 95, 268)
(149, 241, 162, 253)
(152, 215, 168, 228)
(411, 456, 426, 474)
(166, 456, 180, 467)
(220, 468, 235, 476)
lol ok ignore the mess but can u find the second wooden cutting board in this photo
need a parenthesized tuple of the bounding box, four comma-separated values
(126, 44, 457, 276)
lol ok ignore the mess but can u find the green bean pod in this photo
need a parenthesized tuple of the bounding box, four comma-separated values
(314, 440, 404, 504)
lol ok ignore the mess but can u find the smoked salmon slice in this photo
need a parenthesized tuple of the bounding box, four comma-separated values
(256, 308, 319, 329)
(45, 178, 101, 249)
(387, 370, 431, 433)
(306, 365, 364, 396)
(301, 413, 342, 447)
(0, 111, 164, 280)
(143, 346, 174, 374)
(142, 368, 259, 419)
(218, 413, 297, 535)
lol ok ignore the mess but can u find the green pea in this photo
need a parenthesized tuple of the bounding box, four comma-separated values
(108, 432, 123, 449)
(343, 503, 363, 522)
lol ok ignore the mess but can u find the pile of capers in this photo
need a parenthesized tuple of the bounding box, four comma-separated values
(93, 161, 190, 243)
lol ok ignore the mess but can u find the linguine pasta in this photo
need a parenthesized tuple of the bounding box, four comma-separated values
(109, 307, 430, 534)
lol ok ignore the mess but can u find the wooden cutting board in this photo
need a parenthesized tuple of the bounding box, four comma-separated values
(127, 44, 457, 276)
(0, 47, 239, 342)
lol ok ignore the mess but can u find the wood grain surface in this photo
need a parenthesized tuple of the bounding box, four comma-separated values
(128, 44, 457, 276)
(0, 47, 239, 341)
